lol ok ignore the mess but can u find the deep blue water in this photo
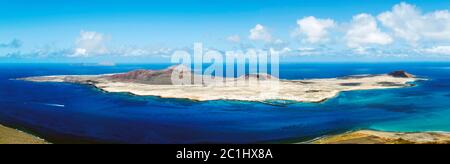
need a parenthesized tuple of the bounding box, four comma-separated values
(1, 63, 450, 143)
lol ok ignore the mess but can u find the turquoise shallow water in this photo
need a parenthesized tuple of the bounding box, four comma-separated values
(0, 63, 449, 143)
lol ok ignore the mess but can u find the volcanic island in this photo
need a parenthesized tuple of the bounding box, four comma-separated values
(19, 65, 420, 103)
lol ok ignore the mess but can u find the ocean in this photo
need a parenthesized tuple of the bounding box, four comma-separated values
(0, 62, 449, 143)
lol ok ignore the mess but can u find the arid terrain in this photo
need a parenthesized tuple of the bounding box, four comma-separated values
(18, 66, 420, 103)
(312, 130, 450, 144)
(0, 125, 48, 144)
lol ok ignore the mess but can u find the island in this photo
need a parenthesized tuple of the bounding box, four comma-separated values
(18, 65, 421, 103)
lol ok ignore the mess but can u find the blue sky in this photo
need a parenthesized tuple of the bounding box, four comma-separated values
(1, 0, 450, 63)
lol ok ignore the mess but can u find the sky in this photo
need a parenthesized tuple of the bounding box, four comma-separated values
(1, 0, 450, 63)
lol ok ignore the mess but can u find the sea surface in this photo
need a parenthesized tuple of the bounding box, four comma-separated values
(1, 63, 450, 143)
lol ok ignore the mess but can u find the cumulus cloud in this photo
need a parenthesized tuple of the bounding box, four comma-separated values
(378, 2, 450, 44)
(294, 16, 335, 43)
(71, 31, 108, 57)
(346, 13, 393, 49)
(227, 35, 241, 43)
(271, 39, 289, 47)
(269, 47, 292, 55)
(2, 46, 71, 59)
(249, 24, 272, 42)
(420, 46, 450, 55)
(0, 39, 22, 48)
(114, 46, 173, 57)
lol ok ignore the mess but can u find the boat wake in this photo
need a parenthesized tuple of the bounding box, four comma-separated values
(43, 103, 65, 108)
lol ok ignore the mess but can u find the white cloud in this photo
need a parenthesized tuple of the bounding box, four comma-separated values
(0, 39, 22, 48)
(113, 46, 173, 57)
(249, 24, 272, 42)
(227, 35, 241, 43)
(71, 30, 108, 57)
(269, 47, 292, 56)
(120, 48, 148, 57)
(420, 46, 450, 55)
(8, 2, 450, 61)
(267, 39, 289, 49)
(294, 16, 335, 43)
(70, 31, 174, 58)
(378, 2, 450, 44)
(346, 13, 393, 49)
(298, 47, 316, 51)
(273, 39, 285, 45)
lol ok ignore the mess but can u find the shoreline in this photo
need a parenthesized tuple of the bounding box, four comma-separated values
(309, 130, 450, 144)
(14, 67, 435, 144)
(18, 67, 421, 103)
(0, 124, 49, 144)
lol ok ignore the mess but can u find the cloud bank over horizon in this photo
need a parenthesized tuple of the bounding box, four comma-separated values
(1, 2, 450, 62)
